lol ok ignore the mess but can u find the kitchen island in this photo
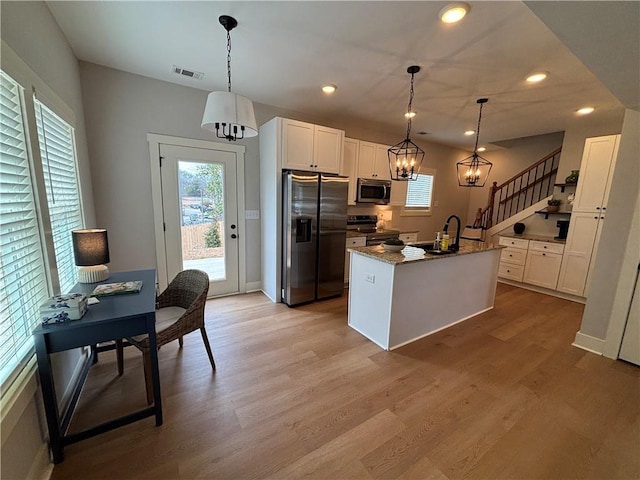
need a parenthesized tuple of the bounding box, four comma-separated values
(348, 241, 504, 350)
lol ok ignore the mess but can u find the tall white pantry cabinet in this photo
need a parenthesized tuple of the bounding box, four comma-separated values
(557, 134, 620, 297)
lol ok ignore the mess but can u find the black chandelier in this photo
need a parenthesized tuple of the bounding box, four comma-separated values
(456, 98, 492, 187)
(388, 66, 425, 181)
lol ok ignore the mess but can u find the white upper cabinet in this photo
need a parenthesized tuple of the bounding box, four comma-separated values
(357, 141, 391, 180)
(572, 135, 620, 213)
(281, 118, 343, 174)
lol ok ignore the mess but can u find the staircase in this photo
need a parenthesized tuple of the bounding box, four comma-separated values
(477, 147, 562, 230)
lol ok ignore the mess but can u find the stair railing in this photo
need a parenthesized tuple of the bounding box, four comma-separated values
(483, 147, 562, 229)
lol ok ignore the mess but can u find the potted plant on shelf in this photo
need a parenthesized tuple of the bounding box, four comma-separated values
(547, 197, 561, 212)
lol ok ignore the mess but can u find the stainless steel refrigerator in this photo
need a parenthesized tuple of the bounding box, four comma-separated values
(282, 170, 348, 306)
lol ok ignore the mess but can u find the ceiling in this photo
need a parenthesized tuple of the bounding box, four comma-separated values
(46, 1, 635, 151)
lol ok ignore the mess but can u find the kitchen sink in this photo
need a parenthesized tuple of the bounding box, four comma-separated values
(411, 242, 455, 255)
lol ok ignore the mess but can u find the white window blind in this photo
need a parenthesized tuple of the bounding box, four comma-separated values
(0, 71, 48, 387)
(405, 173, 434, 208)
(35, 99, 82, 293)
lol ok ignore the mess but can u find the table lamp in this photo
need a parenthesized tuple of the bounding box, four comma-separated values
(72, 229, 110, 283)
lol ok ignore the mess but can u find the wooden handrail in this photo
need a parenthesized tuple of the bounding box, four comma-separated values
(478, 146, 562, 230)
(494, 147, 562, 190)
(498, 169, 557, 205)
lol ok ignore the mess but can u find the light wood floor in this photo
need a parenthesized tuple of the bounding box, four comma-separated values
(51, 284, 639, 479)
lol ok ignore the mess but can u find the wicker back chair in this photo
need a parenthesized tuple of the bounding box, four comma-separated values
(120, 269, 215, 404)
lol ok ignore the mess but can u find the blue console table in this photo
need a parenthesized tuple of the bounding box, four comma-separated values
(33, 269, 162, 463)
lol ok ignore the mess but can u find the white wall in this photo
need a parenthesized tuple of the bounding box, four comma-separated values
(1, 1, 95, 478)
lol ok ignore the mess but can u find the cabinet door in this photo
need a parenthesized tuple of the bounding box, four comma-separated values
(342, 138, 358, 205)
(374, 144, 392, 180)
(314, 125, 343, 174)
(557, 212, 600, 296)
(583, 215, 606, 297)
(357, 141, 376, 178)
(523, 251, 562, 289)
(573, 135, 620, 212)
(282, 119, 314, 171)
(390, 180, 408, 206)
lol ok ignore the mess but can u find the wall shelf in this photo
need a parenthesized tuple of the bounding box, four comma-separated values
(554, 183, 577, 192)
(535, 209, 572, 219)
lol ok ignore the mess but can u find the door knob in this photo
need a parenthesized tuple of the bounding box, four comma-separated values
(231, 233, 237, 239)
(230, 224, 236, 229)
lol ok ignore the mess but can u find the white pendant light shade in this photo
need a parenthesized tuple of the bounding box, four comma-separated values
(201, 91, 258, 138)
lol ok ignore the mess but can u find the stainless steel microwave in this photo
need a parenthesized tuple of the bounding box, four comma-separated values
(356, 178, 391, 204)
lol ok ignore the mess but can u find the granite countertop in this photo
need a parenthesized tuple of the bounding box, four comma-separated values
(347, 229, 418, 239)
(500, 233, 566, 244)
(348, 240, 504, 266)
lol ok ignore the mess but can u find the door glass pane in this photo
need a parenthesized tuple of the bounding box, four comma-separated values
(178, 161, 225, 281)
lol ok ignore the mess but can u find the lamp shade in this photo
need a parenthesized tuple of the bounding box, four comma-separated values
(201, 91, 258, 137)
(72, 229, 110, 266)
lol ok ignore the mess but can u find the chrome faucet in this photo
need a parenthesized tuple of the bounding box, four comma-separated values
(443, 215, 461, 251)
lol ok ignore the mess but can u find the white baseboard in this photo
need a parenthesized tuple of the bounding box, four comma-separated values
(573, 331, 605, 355)
(497, 278, 586, 304)
(244, 281, 262, 293)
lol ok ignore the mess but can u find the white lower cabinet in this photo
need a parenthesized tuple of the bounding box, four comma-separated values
(498, 237, 528, 282)
(345, 236, 366, 283)
(499, 237, 565, 290)
(557, 212, 604, 297)
(523, 245, 564, 289)
(399, 232, 418, 243)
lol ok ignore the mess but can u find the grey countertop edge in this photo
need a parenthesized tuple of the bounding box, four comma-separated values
(500, 233, 566, 244)
(348, 242, 505, 266)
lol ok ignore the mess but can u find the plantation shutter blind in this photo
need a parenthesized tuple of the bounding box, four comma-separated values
(0, 71, 48, 387)
(35, 99, 82, 293)
(405, 174, 434, 208)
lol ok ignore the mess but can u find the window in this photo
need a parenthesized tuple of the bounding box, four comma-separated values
(402, 171, 435, 216)
(35, 100, 82, 293)
(0, 68, 84, 389)
(0, 71, 48, 387)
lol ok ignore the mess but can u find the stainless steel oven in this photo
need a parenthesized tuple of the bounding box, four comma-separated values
(346, 215, 400, 246)
(356, 178, 391, 204)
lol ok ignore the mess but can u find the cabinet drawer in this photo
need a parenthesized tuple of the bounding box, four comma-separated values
(498, 262, 524, 282)
(528, 240, 565, 255)
(399, 233, 418, 243)
(499, 236, 529, 250)
(346, 237, 367, 248)
(500, 247, 527, 265)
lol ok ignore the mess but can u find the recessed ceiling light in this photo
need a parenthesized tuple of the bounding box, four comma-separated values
(404, 111, 416, 119)
(464, 130, 475, 136)
(321, 84, 337, 94)
(477, 147, 487, 152)
(439, 3, 469, 24)
(577, 106, 595, 115)
(526, 72, 548, 83)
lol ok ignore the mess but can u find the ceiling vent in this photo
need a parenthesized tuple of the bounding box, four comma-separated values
(171, 65, 204, 80)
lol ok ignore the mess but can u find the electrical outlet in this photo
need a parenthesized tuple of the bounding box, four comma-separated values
(245, 210, 260, 220)
(365, 273, 375, 284)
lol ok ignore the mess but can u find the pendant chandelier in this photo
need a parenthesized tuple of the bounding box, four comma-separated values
(388, 66, 425, 181)
(201, 15, 257, 141)
(456, 98, 492, 187)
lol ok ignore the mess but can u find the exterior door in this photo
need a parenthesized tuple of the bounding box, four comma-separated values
(159, 144, 239, 296)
